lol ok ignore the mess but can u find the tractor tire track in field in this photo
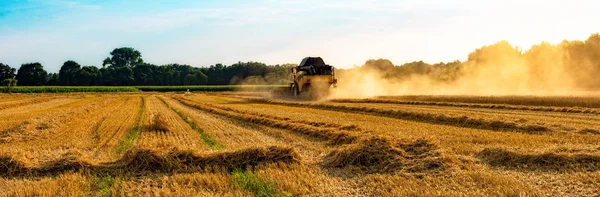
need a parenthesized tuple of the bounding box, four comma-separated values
(212, 105, 362, 132)
(163, 96, 330, 163)
(377, 95, 600, 108)
(157, 96, 224, 149)
(0, 97, 138, 167)
(131, 96, 359, 196)
(0, 97, 57, 111)
(332, 98, 600, 115)
(3, 93, 600, 196)
(174, 96, 452, 174)
(90, 117, 108, 147)
(0, 96, 302, 180)
(197, 95, 600, 169)
(0, 122, 30, 143)
(40, 97, 124, 146)
(178, 97, 361, 132)
(136, 96, 218, 152)
(0, 97, 219, 178)
(0, 97, 117, 145)
(225, 96, 600, 172)
(330, 100, 600, 134)
(90, 98, 134, 148)
(180, 94, 363, 131)
(203, 94, 600, 196)
(93, 97, 144, 159)
(164, 95, 452, 197)
(115, 97, 145, 153)
(250, 98, 553, 134)
(174, 96, 358, 145)
(0, 97, 81, 118)
(208, 102, 361, 131)
(476, 148, 600, 172)
(0, 96, 108, 132)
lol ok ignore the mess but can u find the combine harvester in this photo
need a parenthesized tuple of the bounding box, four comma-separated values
(272, 57, 338, 100)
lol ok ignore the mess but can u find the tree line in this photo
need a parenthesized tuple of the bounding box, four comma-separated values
(0, 47, 293, 86)
(2, 33, 600, 89)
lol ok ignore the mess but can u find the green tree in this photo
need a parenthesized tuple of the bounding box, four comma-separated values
(194, 70, 208, 84)
(133, 63, 155, 85)
(0, 63, 16, 81)
(47, 73, 60, 85)
(59, 60, 81, 85)
(16, 63, 48, 86)
(183, 70, 208, 85)
(103, 47, 144, 68)
(113, 66, 134, 85)
(205, 63, 226, 84)
(183, 74, 197, 85)
(1, 78, 17, 93)
(77, 66, 100, 86)
(98, 67, 112, 85)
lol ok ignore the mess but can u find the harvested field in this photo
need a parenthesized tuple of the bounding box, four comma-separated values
(378, 95, 600, 108)
(1, 92, 599, 196)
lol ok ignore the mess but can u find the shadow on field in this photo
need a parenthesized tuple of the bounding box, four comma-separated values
(0, 146, 301, 178)
(476, 148, 600, 172)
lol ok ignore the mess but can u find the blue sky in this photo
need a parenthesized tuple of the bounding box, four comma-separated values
(0, 0, 598, 72)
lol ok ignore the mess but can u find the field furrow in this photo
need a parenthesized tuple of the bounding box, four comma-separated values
(0, 96, 111, 144)
(333, 98, 600, 114)
(113, 172, 250, 196)
(179, 94, 562, 196)
(0, 172, 90, 197)
(180, 93, 600, 196)
(2, 92, 599, 196)
(175, 96, 358, 145)
(165, 96, 397, 196)
(189, 94, 562, 134)
(160, 97, 279, 147)
(0, 98, 79, 131)
(0, 96, 125, 164)
(0, 95, 115, 132)
(136, 96, 210, 152)
(326, 101, 600, 133)
(0, 95, 24, 103)
(255, 98, 559, 134)
(0, 96, 59, 111)
(92, 96, 143, 160)
(186, 94, 600, 156)
(378, 95, 600, 108)
(164, 96, 333, 162)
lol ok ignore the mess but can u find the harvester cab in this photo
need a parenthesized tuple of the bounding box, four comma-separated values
(288, 57, 337, 98)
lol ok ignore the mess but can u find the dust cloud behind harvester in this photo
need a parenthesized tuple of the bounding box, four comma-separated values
(331, 34, 600, 98)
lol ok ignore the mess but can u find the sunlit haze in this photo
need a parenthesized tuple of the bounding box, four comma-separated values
(1, 0, 598, 72)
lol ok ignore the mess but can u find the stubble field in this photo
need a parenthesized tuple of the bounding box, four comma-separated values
(0, 92, 599, 196)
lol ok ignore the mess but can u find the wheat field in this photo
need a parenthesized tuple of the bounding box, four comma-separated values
(0, 92, 599, 196)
